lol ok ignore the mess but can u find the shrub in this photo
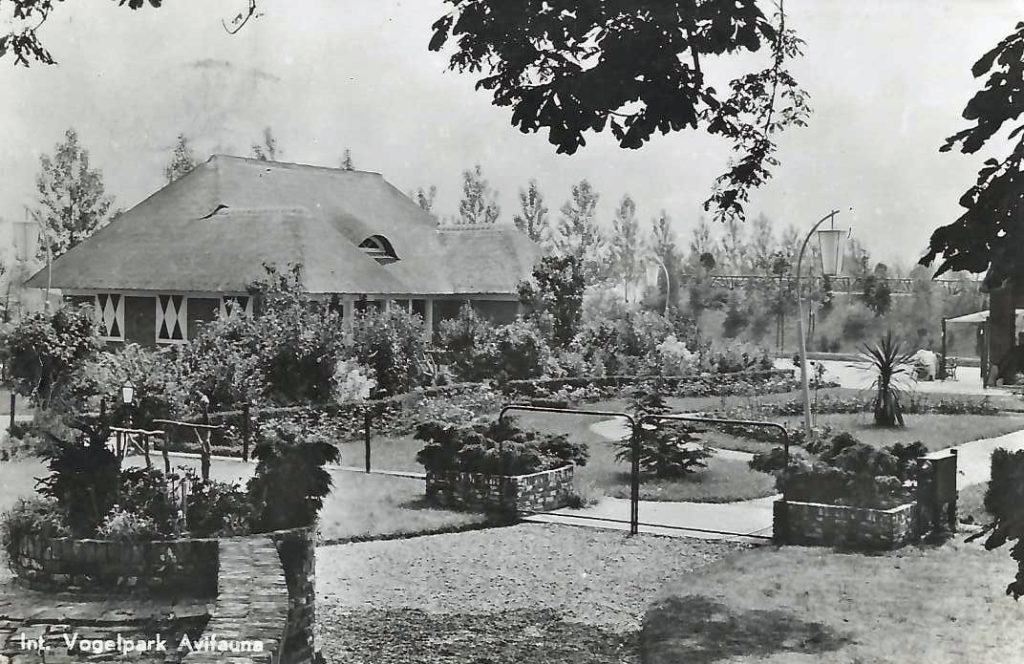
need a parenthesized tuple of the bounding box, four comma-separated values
(72, 344, 185, 427)
(331, 357, 376, 404)
(95, 507, 162, 542)
(414, 417, 588, 476)
(35, 426, 119, 537)
(350, 308, 428, 397)
(861, 332, 915, 427)
(436, 305, 496, 382)
(491, 319, 550, 381)
(247, 422, 341, 532)
(985, 448, 1024, 522)
(1, 498, 70, 567)
(117, 466, 178, 536)
(183, 473, 252, 537)
(615, 381, 713, 478)
(175, 310, 268, 411)
(772, 432, 928, 509)
(518, 254, 586, 348)
(705, 340, 773, 374)
(0, 305, 101, 409)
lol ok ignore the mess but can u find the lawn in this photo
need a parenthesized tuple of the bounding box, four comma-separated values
(642, 539, 1024, 663)
(349, 409, 780, 503)
(767, 412, 1024, 451)
(0, 455, 490, 547)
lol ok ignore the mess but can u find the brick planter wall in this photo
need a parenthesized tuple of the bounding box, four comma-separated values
(426, 465, 575, 513)
(773, 499, 919, 551)
(9, 534, 219, 596)
(8, 527, 318, 664)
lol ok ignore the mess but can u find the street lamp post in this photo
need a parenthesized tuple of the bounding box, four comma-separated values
(796, 210, 850, 438)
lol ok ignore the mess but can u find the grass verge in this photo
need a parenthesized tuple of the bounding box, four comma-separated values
(642, 539, 1024, 663)
(0, 455, 487, 544)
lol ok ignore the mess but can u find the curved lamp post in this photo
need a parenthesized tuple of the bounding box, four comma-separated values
(796, 210, 850, 438)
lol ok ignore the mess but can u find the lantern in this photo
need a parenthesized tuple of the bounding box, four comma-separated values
(817, 228, 849, 276)
(120, 378, 136, 405)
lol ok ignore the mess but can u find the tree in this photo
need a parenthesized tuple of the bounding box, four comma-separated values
(341, 148, 355, 171)
(34, 128, 114, 259)
(517, 254, 585, 348)
(250, 126, 280, 161)
(552, 179, 604, 279)
(688, 217, 716, 259)
(430, 0, 809, 223)
(648, 211, 682, 312)
(609, 195, 642, 301)
(165, 133, 197, 183)
(718, 217, 749, 273)
(457, 164, 500, 225)
(411, 186, 438, 217)
(513, 179, 550, 243)
(921, 23, 1024, 289)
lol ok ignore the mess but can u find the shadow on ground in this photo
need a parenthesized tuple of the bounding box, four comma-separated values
(641, 595, 849, 663)
(320, 607, 637, 663)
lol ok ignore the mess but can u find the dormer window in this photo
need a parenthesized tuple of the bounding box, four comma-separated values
(359, 235, 398, 264)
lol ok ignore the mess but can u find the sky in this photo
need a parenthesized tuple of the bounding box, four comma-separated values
(0, 0, 1020, 272)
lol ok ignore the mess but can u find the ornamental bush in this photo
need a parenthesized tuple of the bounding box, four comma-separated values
(1, 498, 70, 568)
(414, 417, 588, 476)
(615, 381, 713, 478)
(985, 448, 1024, 522)
(350, 308, 428, 397)
(0, 304, 101, 408)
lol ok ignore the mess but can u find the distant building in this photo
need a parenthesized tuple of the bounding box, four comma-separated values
(25, 155, 541, 345)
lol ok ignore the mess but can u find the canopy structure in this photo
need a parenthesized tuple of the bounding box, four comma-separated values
(945, 309, 1024, 325)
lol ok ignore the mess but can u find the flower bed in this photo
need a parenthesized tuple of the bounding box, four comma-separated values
(9, 532, 219, 595)
(773, 499, 919, 551)
(503, 368, 797, 402)
(426, 464, 575, 513)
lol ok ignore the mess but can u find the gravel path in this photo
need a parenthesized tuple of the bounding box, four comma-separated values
(317, 522, 747, 662)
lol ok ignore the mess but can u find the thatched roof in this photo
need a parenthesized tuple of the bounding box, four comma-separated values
(26, 155, 541, 296)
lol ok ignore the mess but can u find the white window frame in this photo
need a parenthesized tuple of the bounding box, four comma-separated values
(94, 293, 125, 342)
(155, 294, 189, 344)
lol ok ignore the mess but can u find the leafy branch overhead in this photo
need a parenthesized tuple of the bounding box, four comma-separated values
(430, 0, 810, 222)
(920, 22, 1024, 286)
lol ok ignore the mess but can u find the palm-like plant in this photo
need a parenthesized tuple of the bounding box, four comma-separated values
(860, 332, 915, 427)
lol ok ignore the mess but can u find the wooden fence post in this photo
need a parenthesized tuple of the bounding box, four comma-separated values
(201, 402, 211, 482)
(8, 392, 14, 432)
(364, 408, 372, 473)
(241, 402, 251, 462)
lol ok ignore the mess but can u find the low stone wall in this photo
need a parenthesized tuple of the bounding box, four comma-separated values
(7, 527, 318, 664)
(9, 535, 219, 596)
(773, 499, 919, 551)
(426, 465, 575, 513)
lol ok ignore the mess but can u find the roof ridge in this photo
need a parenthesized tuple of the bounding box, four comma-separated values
(208, 154, 383, 177)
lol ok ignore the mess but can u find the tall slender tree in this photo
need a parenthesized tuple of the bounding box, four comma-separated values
(609, 194, 641, 301)
(411, 185, 438, 217)
(34, 128, 113, 259)
(552, 179, 604, 279)
(649, 210, 681, 311)
(513, 179, 550, 243)
(457, 164, 500, 225)
(340, 148, 355, 171)
(165, 133, 197, 183)
(250, 126, 280, 161)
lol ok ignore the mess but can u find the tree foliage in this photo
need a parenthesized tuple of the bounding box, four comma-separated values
(920, 22, 1024, 286)
(609, 194, 642, 301)
(518, 254, 585, 348)
(513, 179, 549, 243)
(456, 164, 500, 225)
(552, 179, 604, 280)
(430, 0, 809, 222)
(250, 126, 280, 161)
(165, 132, 198, 183)
(34, 129, 114, 259)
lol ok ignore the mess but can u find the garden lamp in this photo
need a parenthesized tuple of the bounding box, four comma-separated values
(120, 378, 136, 405)
(795, 210, 852, 439)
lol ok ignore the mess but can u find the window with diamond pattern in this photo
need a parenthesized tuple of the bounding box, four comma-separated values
(156, 294, 188, 343)
(94, 293, 124, 341)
